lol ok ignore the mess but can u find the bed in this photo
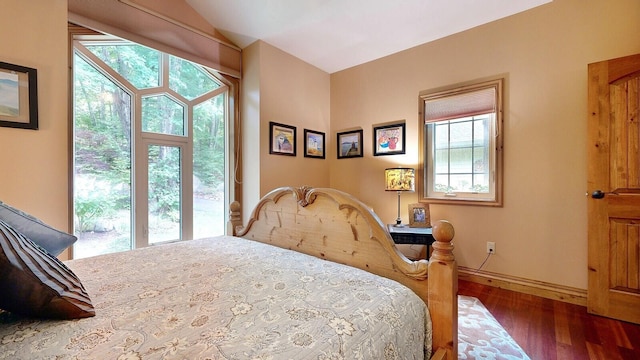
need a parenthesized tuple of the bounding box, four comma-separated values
(0, 186, 457, 359)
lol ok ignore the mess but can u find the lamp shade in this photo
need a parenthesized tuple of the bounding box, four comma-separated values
(384, 168, 415, 192)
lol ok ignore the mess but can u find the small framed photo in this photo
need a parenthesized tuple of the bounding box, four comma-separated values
(337, 129, 363, 159)
(408, 203, 430, 228)
(304, 129, 325, 159)
(0, 61, 38, 130)
(269, 122, 296, 156)
(373, 122, 405, 156)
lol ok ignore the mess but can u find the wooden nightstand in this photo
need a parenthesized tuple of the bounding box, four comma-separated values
(387, 224, 435, 259)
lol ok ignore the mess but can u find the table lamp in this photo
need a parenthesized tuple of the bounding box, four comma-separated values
(384, 167, 415, 227)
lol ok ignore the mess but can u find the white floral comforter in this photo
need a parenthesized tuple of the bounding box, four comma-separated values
(0, 236, 432, 359)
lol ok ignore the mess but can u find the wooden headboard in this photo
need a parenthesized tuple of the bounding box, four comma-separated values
(229, 186, 458, 359)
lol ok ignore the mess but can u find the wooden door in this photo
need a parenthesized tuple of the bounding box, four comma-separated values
(587, 53, 640, 324)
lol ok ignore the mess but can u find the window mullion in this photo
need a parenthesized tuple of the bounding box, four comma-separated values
(447, 121, 452, 193)
(471, 117, 477, 190)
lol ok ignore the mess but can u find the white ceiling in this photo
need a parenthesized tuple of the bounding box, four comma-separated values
(187, 0, 551, 74)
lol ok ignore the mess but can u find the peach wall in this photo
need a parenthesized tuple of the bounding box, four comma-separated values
(0, 0, 71, 259)
(329, 0, 640, 289)
(242, 41, 331, 215)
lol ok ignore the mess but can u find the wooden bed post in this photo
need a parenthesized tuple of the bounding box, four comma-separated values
(429, 220, 458, 360)
(227, 200, 242, 235)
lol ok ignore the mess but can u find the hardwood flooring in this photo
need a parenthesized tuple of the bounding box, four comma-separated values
(458, 280, 640, 360)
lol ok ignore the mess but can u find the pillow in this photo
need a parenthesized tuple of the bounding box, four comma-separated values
(0, 201, 77, 256)
(0, 219, 95, 319)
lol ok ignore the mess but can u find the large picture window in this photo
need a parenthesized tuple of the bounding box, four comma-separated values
(419, 78, 504, 206)
(72, 37, 232, 258)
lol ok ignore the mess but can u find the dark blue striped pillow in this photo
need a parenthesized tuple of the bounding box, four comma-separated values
(0, 201, 77, 256)
(0, 219, 94, 319)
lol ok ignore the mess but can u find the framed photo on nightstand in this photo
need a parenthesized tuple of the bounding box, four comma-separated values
(408, 203, 430, 228)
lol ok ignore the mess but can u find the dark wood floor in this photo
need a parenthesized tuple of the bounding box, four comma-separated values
(458, 280, 640, 360)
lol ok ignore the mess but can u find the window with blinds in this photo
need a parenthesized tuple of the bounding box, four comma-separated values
(419, 78, 504, 206)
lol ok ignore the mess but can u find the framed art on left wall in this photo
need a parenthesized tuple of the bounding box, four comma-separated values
(269, 122, 296, 156)
(0, 61, 38, 130)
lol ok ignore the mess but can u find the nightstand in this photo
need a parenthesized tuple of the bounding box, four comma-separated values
(387, 224, 435, 259)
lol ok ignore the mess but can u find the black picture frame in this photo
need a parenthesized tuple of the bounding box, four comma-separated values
(0, 61, 38, 130)
(337, 129, 363, 159)
(373, 122, 405, 156)
(304, 129, 325, 159)
(269, 122, 296, 156)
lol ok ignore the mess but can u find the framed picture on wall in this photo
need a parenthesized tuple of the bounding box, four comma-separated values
(373, 122, 405, 156)
(304, 129, 325, 159)
(0, 61, 38, 130)
(408, 203, 430, 228)
(336, 129, 363, 159)
(269, 122, 296, 156)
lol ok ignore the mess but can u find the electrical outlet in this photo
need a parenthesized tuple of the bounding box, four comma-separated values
(487, 242, 496, 254)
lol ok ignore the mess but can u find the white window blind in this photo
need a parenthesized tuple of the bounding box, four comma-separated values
(424, 87, 496, 123)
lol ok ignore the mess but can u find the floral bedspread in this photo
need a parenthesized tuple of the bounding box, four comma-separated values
(0, 236, 431, 359)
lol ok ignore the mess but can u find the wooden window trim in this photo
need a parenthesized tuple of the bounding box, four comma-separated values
(418, 77, 505, 207)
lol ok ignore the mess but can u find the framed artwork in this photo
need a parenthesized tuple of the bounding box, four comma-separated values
(337, 129, 363, 159)
(0, 61, 38, 130)
(408, 203, 430, 228)
(304, 129, 325, 159)
(373, 122, 405, 156)
(269, 122, 297, 156)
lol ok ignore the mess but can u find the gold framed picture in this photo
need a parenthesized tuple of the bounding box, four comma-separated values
(408, 203, 430, 228)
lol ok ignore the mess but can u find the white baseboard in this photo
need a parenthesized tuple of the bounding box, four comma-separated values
(459, 267, 587, 306)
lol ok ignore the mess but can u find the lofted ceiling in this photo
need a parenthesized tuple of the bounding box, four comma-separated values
(187, 0, 552, 74)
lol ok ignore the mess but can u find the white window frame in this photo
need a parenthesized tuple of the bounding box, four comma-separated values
(418, 78, 504, 206)
(71, 36, 234, 257)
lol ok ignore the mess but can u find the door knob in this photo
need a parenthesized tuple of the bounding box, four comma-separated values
(591, 190, 605, 199)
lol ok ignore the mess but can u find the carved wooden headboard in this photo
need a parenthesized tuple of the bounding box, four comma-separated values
(228, 186, 458, 359)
